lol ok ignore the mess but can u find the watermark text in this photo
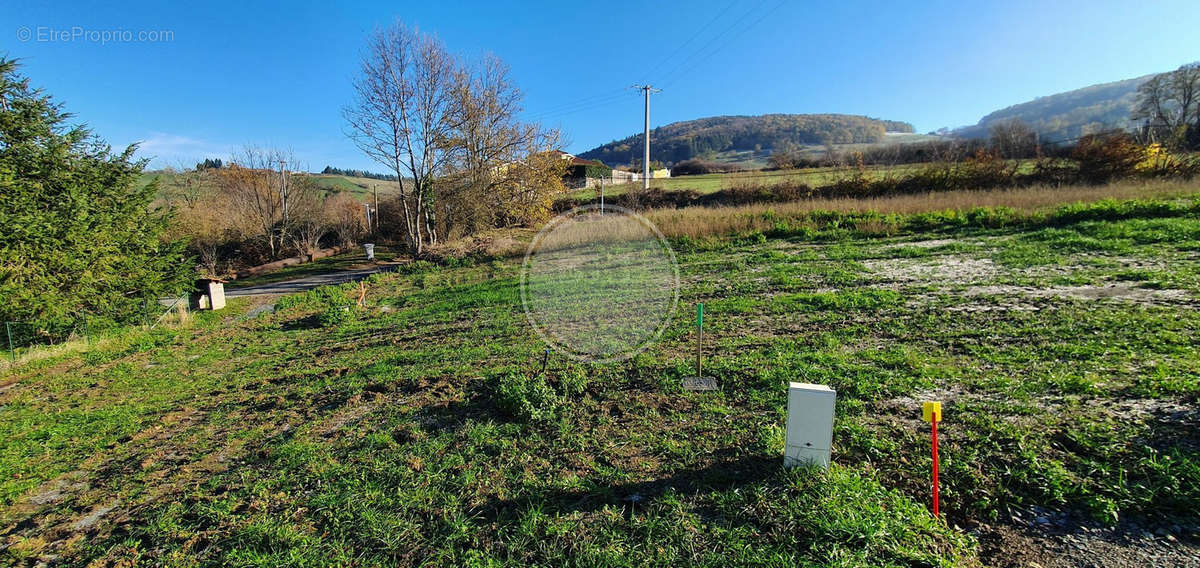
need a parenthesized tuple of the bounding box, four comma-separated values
(17, 26, 174, 44)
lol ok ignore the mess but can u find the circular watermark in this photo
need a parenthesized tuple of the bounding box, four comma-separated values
(520, 204, 679, 363)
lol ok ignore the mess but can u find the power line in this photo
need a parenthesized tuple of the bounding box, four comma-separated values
(659, 0, 784, 89)
(528, 87, 629, 118)
(530, 91, 634, 121)
(643, 0, 739, 81)
(527, 0, 784, 127)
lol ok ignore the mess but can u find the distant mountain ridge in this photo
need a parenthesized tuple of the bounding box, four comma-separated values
(954, 73, 1160, 142)
(578, 113, 914, 166)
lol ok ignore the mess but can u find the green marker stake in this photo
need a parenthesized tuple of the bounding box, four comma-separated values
(696, 303, 704, 378)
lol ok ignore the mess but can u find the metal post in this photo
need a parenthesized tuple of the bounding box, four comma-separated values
(6, 322, 14, 362)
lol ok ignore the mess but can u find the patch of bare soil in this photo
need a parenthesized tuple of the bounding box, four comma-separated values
(978, 513, 1200, 568)
(964, 283, 1193, 307)
(879, 390, 1200, 567)
(881, 238, 978, 250)
(865, 256, 1002, 284)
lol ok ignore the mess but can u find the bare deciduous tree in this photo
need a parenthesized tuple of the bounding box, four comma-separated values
(160, 159, 209, 208)
(989, 118, 1038, 159)
(1133, 63, 1200, 148)
(344, 22, 459, 256)
(286, 176, 327, 256)
(216, 146, 315, 260)
(326, 192, 367, 246)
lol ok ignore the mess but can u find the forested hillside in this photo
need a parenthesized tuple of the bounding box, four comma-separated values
(954, 73, 1155, 141)
(578, 114, 914, 166)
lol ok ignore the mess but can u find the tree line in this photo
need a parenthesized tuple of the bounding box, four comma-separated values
(162, 147, 373, 277)
(319, 166, 399, 181)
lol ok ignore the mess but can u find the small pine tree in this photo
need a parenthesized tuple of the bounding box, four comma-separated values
(0, 59, 192, 335)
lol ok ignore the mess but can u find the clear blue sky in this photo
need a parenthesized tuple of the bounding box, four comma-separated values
(7, 0, 1200, 172)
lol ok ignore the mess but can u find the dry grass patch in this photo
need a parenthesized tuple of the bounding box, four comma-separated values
(644, 179, 1200, 239)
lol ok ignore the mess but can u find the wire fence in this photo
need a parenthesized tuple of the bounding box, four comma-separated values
(3, 297, 189, 364)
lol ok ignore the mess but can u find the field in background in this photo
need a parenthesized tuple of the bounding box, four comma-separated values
(137, 171, 402, 203)
(3, 191, 1200, 565)
(569, 163, 933, 200)
(641, 178, 1200, 239)
(309, 174, 401, 198)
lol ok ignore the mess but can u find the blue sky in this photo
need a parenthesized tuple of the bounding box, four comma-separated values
(6, 0, 1200, 172)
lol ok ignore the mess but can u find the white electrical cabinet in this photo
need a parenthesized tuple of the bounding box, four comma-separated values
(784, 382, 836, 469)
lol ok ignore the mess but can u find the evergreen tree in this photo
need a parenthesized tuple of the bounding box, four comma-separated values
(0, 59, 191, 335)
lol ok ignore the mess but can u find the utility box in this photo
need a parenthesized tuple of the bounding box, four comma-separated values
(190, 278, 226, 311)
(784, 382, 836, 469)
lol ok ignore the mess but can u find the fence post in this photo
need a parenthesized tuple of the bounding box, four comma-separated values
(6, 322, 14, 363)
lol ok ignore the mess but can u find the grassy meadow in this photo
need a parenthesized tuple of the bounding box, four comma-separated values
(137, 171, 401, 203)
(3, 184, 1200, 566)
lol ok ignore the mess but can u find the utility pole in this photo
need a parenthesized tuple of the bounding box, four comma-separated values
(631, 84, 660, 191)
(372, 183, 379, 235)
(278, 160, 288, 227)
(278, 160, 288, 255)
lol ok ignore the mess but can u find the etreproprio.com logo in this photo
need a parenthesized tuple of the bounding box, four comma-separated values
(17, 26, 174, 44)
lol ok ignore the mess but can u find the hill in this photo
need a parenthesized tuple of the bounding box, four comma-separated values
(578, 114, 915, 167)
(953, 73, 1157, 142)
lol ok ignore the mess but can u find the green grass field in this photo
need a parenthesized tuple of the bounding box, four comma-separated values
(137, 171, 401, 203)
(3, 195, 1200, 566)
(309, 175, 401, 198)
(569, 164, 929, 200)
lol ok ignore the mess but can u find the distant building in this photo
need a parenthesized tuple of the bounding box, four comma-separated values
(551, 150, 610, 188)
(549, 151, 672, 188)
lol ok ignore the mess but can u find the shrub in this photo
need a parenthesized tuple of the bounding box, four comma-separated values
(318, 304, 356, 327)
(491, 369, 560, 423)
(557, 367, 589, 397)
(1072, 133, 1145, 185)
(274, 285, 359, 327)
